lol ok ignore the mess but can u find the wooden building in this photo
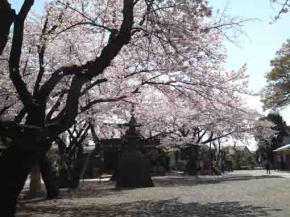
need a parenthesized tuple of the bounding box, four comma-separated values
(274, 144, 290, 170)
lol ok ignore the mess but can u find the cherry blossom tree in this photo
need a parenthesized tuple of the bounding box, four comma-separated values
(0, 0, 223, 215)
(109, 77, 258, 174)
(108, 64, 257, 146)
(0, 0, 266, 215)
(0, 0, 134, 215)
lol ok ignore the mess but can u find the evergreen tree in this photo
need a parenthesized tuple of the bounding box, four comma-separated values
(256, 113, 288, 165)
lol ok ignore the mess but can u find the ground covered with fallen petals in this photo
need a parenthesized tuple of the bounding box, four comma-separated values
(16, 170, 290, 217)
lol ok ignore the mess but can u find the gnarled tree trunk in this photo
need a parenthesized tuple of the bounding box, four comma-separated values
(0, 0, 15, 55)
(0, 143, 42, 217)
(24, 154, 59, 200)
(39, 154, 59, 199)
(25, 165, 44, 199)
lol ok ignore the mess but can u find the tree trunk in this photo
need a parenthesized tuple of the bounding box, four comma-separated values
(0, 1, 15, 55)
(39, 154, 59, 199)
(24, 166, 44, 199)
(185, 145, 200, 176)
(0, 145, 41, 217)
(70, 146, 84, 189)
(80, 150, 93, 179)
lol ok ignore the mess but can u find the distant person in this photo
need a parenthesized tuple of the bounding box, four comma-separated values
(265, 161, 271, 174)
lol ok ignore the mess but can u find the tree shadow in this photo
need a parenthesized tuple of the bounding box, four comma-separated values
(154, 175, 283, 187)
(19, 181, 130, 204)
(19, 174, 283, 202)
(16, 198, 281, 217)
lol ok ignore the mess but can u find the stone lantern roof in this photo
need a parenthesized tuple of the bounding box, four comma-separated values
(122, 114, 143, 150)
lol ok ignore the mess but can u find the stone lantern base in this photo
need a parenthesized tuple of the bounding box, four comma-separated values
(116, 150, 154, 188)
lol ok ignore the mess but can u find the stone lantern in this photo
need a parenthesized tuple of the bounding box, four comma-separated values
(121, 114, 142, 150)
(116, 115, 154, 188)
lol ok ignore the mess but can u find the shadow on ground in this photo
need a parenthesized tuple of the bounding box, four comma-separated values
(154, 175, 283, 187)
(19, 181, 123, 201)
(17, 199, 281, 217)
(19, 174, 283, 202)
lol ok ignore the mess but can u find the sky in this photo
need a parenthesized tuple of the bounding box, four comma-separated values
(10, 0, 44, 12)
(209, 0, 290, 123)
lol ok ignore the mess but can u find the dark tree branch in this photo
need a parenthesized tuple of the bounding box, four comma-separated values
(85, 0, 134, 79)
(45, 91, 66, 121)
(33, 14, 50, 95)
(0, 120, 42, 139)
(9, 0, 34, 110)
(45, 0, 135, 136)
(0, 0, 16, 55)
(0, 120, 20, 138)
(196, 129, 207, 144)
(80, 96, 127, 114)
(80, 78, 107, 95)
(14, 108, 27, 123)
(0, 102, 15, 116)
(37, 65, 82, 101)
(202, 131, 235, 144)
(271, 0, 290, 20)
(54, 21, 115, 37)
(89, 121, 99, 145)
(77, 124, 90, 145)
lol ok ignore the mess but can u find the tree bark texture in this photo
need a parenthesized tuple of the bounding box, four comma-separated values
(0, 1, 135, 216)
(0, 144, 41, 217)
(0, 1, 15, 55)
(25, 165, 44, 199)
(39, 154, 60, 199)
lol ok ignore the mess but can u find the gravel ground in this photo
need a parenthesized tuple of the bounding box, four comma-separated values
(16, 170, 290, 217)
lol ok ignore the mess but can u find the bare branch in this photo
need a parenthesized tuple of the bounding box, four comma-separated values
(0, 102, 15, 116)
(45, 91, 66, 121)
(80, 78, 107, 95)
(80, 96, 127, 114)
(33, 14, 50, 95)
(9, 0, 34, 109)
(14, 108, 27, 123)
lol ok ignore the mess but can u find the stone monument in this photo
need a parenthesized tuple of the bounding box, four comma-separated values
(116, 115, 154, 188)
